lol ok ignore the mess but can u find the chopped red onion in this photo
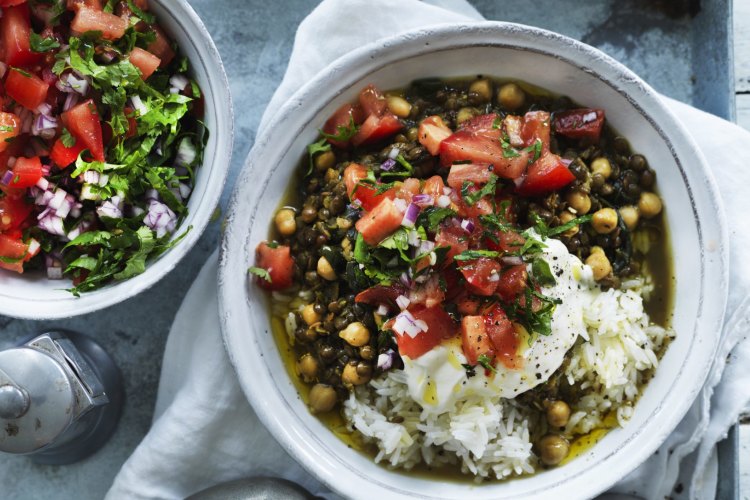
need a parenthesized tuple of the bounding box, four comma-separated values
(418, 240, 435, 255)
(32, 114, 58, 138)
(144, 200, 177, 238)
(56, 77, 73, 93)
(55, 194, 76, 219)
(407, 229, 421, 247)
(36, 190, 54, 206)
(460, 219, 475, 233)
(380, 158, 396, 171)
(437, 195, 451, 208)
(83, 170, 100, 184)
(26, 238, 40, 256)
(393, 310, 425, 338)
(130, 95, 148, 116)
(376, 304, 389, 316)
(501, 256, 524, 266)
(443, 187, 452, 195)
(395, 295, 410, 310)
(412, 194, 434, 207)
(41, 163, 50, 176)
(35, 103, 53, 116)
(69, 205, 82, 219)
(399, 271, 412, 288)
(38, 214, 65, 236)
(97, 200, 123, 219)
(63, 92, 79, 112)
(178, 182, 192, 199)
(49, 188, 69, 211)
(488, 272, 500, 282)
(401, 203, 420, 228)
(561, 158, 573, 167)
(66, 73, 89, 95)
(169, 74, 190, 91)
(47, 266, 63, 280)
(0, 171, 14, 186)
(175, 138, 196, 167)
(393, 198, 408, 213)
(387, 147, 400, 160)
(376, 350, 397, 371)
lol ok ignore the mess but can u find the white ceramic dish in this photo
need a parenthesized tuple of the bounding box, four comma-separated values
(0, 0, 232, 320)
(219, 22, 728, 499)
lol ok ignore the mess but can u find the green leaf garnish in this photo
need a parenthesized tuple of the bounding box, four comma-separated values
(30, 32, 61, 53)
(248, 266, 272, 283)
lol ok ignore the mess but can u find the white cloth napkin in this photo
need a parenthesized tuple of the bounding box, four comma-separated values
(106, 1, 750, 499)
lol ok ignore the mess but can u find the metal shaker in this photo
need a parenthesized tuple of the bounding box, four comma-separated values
(0, 330, 124, 465)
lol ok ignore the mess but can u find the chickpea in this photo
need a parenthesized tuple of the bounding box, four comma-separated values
(274, 208, 297, 236)
(342, 362, 370, 386)
(638, 191, 663, 218)
(386, 95, 412, 118)
(317, 256, 336, 281)
(546, 401, 571, 428)
(296, 353, 319, 382)
(559, 211, 579, 237)
(591, 207, 618, 234)
(469, 78, 493, 103)
(309, 384, 337, 414)
(339, 321, 370, 347)
(619, 205, 639, 230)
(498, 82, 525, 110)
(456, 107, 477, 125)
(539, 434, 570, 466)
(314, 150, 336, 171)
(591, 157, 612, 179)
(566, 190, 591, 214)
(301, 303, 321, 326)
(586, 246, 613, 281)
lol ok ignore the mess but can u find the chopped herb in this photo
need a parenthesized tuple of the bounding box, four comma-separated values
(30, 32, 61, 53)
(500, 134, 520, 158)
(319, 115, 358, 142)
(248, 266, 272, 283)
(380, 154, 414, 179)
(10, 67, 32, 78)
(306, 138, 331, 176)
(477, 354, 497, 373)
(531, 258, 556, 286)
(461, 174, 499, 206)
(60, 128, 77, 148)
(491, 116, 502, 129)
(0, 126, 13, 133)
(417, 206, 456, 232)
(126, 0, 156, 23)
(454, 249, 501, 261)
(522, 139, 543, 163)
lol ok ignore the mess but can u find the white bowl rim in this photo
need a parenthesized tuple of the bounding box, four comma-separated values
(219, 21, 728, 499)
(0, 0, 233, 320)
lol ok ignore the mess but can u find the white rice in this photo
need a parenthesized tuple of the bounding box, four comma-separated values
(343, 277, 673, 480)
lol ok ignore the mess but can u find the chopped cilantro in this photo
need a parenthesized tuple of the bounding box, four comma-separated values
(477, 354, 497, 373)
(248, 266, 272, 283)
(500, 134, 520, 158)
(10, 67, 32, 78)
(320, 115, 358, 142)
(454, 249, 501, 261)
(30, 32, 61, 53)
(60, 128, 77, 148)
(417, 207, 456, 232)
(531, 258, 556, 286)
(461, 174, 499, 206)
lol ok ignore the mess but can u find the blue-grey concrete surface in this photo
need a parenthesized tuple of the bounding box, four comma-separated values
(0, 1, 732, 499)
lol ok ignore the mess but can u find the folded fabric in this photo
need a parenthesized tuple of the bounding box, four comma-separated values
(106, 1, 750, 498)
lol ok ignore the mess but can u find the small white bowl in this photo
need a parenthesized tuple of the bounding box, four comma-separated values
(0, 0, 232, 320)
(219, 22, 728, 499)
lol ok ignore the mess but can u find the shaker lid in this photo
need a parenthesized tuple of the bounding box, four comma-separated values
(0, 347, 74, 454)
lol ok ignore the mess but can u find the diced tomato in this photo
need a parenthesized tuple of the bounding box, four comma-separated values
(66, 0, 103, 10)
(484, 306, 520, 369)
(62, 100, 105, 162)
(496, 264, 528, 302)
(129, 47, 161, 80)
(147, 25, 175, 67)
(455, 293, 482, 315)
(435, 223, 469, 263)
(459, 113, 501, 134)
(461, 315, 495, 365)
(254, 242, 294, 291)
(358, 84, 387, 117)
(521, 111, 551, 152)
(0, 234, 28, 274)
(553, 108, 605, 142)
(0, 113, 21, 154)
(6, 68, 49, 111)
(449, 188, 494, 218)
(439, 130, 530, 179)
(343, 162, 395, 211)
(446, 163, 495, 190)
(485, 230, 525, 254)
(351, 113, 402, 147)
(355, 197, 404, 246)
(10, 156, 43, 188)
(408, 275, 445, 309)
(421, 175, 445, 199)
(0, 0, 27, 8)
(516, 152, 575, 196)
(50, 138, 86, 167)
(322, 103, 366, 149)
(396, 306, 457, 359)
(355, 283, 407, 311)
(71, 7, 127, 40)
(395, 177, 420, 203)
(0, 196, 33, 231)
(418, 115, 452, 155)
(1, 5, 41, 68)
(458, 257, 501, 296)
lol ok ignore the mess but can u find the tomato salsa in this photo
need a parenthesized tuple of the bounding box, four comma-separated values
(0, 0, 205, 293)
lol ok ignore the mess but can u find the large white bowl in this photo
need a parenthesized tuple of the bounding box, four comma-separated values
(0, 0, 232, 320)
(219, 22, 728, 499)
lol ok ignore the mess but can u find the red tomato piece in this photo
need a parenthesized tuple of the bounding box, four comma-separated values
(351, 113, 403, 147)
(147, 25, 175, 67)
(421, 175, 445, 199)
(1, 5, 41, 68)
(408, 275, 445, 309)
(355, 283, 407, 311)
(0, 234, 28, 274)
(396, 306, 457, 359)
(71, 7, 127, 40)
(10, 156, 43, 188)
(521, 111, 551, 152)
(418, 115, 452, 155)
(322, 103, 366, 149)
(254, 242, 294, 291)
(0, 196, 33, 231)
(66, 0, 103, 10)
(484, 306, 520, 369)
(62, 100, 105, 162)
(461, 315, 495, 366)
(50, 138, 86, 167)
(459, 257, 502, 296)
(343, 163, 395, 211)
(485, 230, 525, 254)
(355, 197, 404, 246)
(0, 0, 27, 7)
(516, 152, 575, 196)
(458, 113, 501, 133)
(358, 84, 387, 117)
(435, 223, 469, 263)
(553, 108, 605, 141)
(446, 163, 495, 190)
(439, 130, 530, 180)
(6, 68, 49, 110)
(395, 177, 420, 203)
(448, 188, 494, 218)
(496, 264, 528, 302)
(0, 113, 21, 154)
(129, 47, 161, 80)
